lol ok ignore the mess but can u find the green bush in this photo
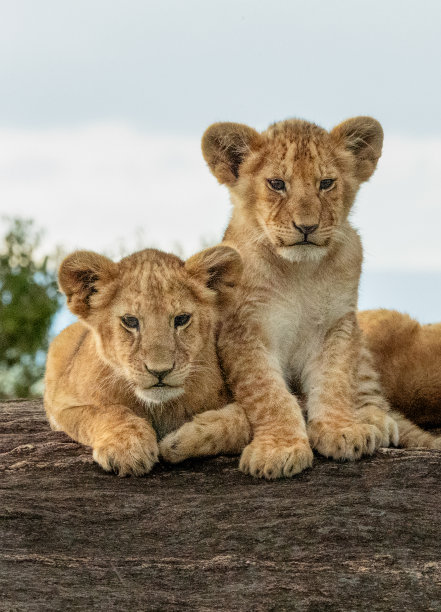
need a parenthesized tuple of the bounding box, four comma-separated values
(0, 218, 61, 398)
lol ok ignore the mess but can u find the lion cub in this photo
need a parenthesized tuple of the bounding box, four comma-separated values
(196, 116, 407, 478)
(359, 309, 441, 433)
(162, 118, 441, 477)
(44, 246, 250, 476)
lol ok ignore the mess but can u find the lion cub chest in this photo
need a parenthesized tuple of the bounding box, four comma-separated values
(263, 272, 350, 381)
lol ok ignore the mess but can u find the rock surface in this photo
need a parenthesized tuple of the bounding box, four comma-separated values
(1, 399, 441, 611)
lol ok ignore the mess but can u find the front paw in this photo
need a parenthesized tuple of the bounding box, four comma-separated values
(93, 420, 158, 476)
(159, 427, 194, 464)
(356, 406, 399, 447)
(239, 437, 313, 480)
(308, 419, 381, 461)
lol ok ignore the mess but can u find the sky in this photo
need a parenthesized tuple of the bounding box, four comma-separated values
(1, 0, 441, 323)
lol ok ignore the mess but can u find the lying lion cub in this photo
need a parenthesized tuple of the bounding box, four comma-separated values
(44, 246, 250, 476)
(359, 309, 441, 433)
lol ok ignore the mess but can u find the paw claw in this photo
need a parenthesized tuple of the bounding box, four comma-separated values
(159, 431, 187, 464)
(93, 421, 158, 476)
(239, 438, 313, 480)
(357, 407, 400, 448)
(308, 420, 382, 461)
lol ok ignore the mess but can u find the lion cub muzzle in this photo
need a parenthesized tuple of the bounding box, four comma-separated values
(293, 222, 319, 236)
(292, 222, 319, 245)
(144, 362, 175, 387)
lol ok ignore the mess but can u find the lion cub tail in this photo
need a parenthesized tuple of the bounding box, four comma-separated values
(391, 410, 441, 450)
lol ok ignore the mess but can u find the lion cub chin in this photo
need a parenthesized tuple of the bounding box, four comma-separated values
(44, 245, 246, 476)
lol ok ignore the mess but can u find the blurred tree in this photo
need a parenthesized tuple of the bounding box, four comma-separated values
(0, 218, 61, 398)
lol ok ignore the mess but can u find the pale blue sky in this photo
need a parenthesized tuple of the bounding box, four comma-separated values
(1, 0, 440, 134)
(1, 0, 441, 323)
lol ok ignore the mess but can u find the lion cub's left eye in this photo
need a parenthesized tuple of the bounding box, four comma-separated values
(267, 179, 286, 192)
(121, 315, 139, 329)
(174, 313, 191, 328)
(319, 178, 335, 190)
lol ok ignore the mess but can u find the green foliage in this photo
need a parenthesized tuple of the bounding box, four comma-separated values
(0, 218, 61, 398)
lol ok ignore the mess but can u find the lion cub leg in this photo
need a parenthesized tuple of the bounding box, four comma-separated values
(53, 403, 159, 476)
(389, 411, 441, 449)
(351, 342, 441, 449)
(356, 343, 441, 449)
(218, 321, 313, 479)
(306, 313, 384, 460)
(159, 403, 251, 463)
(355, 341, 399, 447)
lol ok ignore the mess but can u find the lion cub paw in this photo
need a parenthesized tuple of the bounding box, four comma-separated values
(239, 438, 313, 480)
(93, 421, 158, 477)
(159, 426, 197, 464)
(356, 406, 399, 447)
(308, 420, 381, 461)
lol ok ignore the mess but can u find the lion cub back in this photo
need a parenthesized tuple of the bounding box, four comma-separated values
(359, 309, 441, 427)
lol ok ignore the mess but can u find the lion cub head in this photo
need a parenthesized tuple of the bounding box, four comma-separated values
(58, 246, 242, 405)
(202, 116, 383, 263)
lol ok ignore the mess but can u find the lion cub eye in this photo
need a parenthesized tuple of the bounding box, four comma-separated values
(319, 178, 335, 190)
(267, 178, 286, 192)
(121, 315, 139, 330)
(174, 313, 191, 328)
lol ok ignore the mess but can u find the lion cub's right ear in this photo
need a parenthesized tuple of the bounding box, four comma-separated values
(201, 122, 261, 186)
(58, 251, 119, 318)
(330, 116, 384, 183)
(185, 245, 243, 295)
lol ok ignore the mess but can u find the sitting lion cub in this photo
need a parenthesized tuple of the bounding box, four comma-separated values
(185, 114, 441, 479)
(44, 246, 250, 476)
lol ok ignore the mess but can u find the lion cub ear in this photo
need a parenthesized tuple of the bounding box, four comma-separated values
(185, 245, 243, 293)
(330, 116, 384, 182)
(58, 251, 119, 318)
(201, 122, 261, 186)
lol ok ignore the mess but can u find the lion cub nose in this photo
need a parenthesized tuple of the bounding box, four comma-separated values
(293, 222, 319, 236)
(145, 363, 175, 381)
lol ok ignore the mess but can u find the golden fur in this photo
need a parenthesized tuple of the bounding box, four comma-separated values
(359, 309, 441, 431)
(162, 116, 440, 479)
(44, 246, 251, 476)
(44, 120, 441, 480)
